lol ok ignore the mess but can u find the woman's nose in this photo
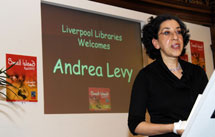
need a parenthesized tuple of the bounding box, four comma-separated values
(172, 31, 179, 40)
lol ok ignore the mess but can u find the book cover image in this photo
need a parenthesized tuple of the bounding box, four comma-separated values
(180, 54, 188, 62)
(6, 54, 37, 102)
(190, 40, 206, 71)
(89, 87, 111, 111)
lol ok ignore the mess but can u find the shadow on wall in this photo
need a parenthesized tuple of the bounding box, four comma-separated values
(0, 92, 25, 123)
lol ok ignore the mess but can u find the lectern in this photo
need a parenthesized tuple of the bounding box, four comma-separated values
(182, 71, 215, 137)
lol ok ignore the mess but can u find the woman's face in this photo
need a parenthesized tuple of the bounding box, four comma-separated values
(152, 19, 184, 60)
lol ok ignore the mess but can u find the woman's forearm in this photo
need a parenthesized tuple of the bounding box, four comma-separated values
(135, 121, 174, 136)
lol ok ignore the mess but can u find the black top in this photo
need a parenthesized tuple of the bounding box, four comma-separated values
(128, 58, 208, 137)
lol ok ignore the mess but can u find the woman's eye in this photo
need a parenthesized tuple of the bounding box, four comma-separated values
(176, 30, 182, 34)
(163, 31, 170, 35)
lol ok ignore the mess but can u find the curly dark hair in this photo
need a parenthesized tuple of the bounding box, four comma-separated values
(142, 14, 190, 60)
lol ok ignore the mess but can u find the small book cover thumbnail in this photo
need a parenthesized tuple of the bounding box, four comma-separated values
(180, 54, 188, 62)
(89, 87, 111, 111)
(6, 53, 37, 102)
(190, 39, 206, 71)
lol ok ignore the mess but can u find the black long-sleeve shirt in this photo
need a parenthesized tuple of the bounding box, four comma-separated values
(128, 58, 208, 137)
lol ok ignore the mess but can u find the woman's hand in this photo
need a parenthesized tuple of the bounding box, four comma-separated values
(176, 129, 184, 135)
(173, 120, 187, 135)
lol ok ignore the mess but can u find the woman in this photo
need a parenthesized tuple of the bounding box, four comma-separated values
(128, 14, 208, 137)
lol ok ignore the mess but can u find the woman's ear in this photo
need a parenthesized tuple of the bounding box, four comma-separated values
(152, 38, 160, 49)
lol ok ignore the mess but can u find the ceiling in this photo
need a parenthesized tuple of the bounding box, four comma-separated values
(90, 0, 215, 26)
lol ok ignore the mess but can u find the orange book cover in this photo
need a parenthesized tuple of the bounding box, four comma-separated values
(89, 87, 111, 111)
(180, 54, 188, 62)
(6, 54, 37, 102)
(190, 40, 206, 71)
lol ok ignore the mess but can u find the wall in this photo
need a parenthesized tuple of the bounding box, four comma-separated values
(185, 22, 213, 77)
(0, 0, 213, 137)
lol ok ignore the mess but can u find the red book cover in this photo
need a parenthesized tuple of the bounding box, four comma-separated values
(6, 54, 37, 102)
(180, 54, 188, 62)
(190, 40, 206, 71)
(89, 87, 111, 111)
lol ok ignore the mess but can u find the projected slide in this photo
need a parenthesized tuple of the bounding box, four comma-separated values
(41, 3, 143, 113)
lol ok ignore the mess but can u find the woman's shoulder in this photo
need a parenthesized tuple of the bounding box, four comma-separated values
(180, 59, 206, 74)
(180, 59, 202, 69)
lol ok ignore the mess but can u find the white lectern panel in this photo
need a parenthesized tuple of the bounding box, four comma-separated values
(182, 71, 215, 137)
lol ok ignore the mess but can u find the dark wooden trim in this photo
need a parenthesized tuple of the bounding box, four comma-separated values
(210, 25, 215, 68)
(90, 0, 213, 26)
